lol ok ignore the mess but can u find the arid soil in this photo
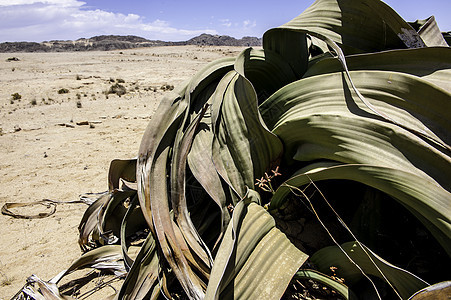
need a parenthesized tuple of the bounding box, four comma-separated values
(0, 46, 248, 299)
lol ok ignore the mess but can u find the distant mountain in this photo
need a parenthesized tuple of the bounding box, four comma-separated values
(0, 34, 262, 52)
(186, 34, 261, 47)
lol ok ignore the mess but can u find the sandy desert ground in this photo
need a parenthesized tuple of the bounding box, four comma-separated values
(0, 45, 248, 299)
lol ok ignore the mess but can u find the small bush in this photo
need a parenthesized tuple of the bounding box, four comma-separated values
(76, 101, 82, 108)
(11, 93, 21, 100)
(160, 84, 174, 91)
(58, 88, 69, 94)
(108, 83, 126, 96)
(116, 78, 125, 83)
(1, 277, 13, 287)
(76, 74, 82, 80)
(30, 99, 37, 105)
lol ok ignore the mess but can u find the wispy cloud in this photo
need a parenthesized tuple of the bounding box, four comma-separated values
(0, 0, 84, 6)
(214, 17, 258, 37)
(0, 0, 217, 42)
(242, 19, 256, 29)
(220, 18, 232, 28)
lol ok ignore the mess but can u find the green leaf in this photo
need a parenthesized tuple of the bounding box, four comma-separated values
(184, 57, 235, 104)
(186, 59, 236, 235)
(262, 29, 309, 78)
(108, 159, 137, 191)
(443, 32, 451, 46)
(100, 190, 136, 245)
(117, 233, 161, 300)
(23, 274, 69, 300)
(234, 48, 299, 101)
(120, 195, 147, 270)
(264, 0, 425, 55)
(148, 121, 206, 299)
(205, 190, 308, 299)
(303, 47, 451, 94)
(184, 58, 236, 232)
(51, 245, 125, 284)
(260, 70, 451, 185)
(409, 16, 449, 47)
(137, 90, 207, 298)
(78, 192, 112, 250)
(187, 111, 231, 234)
(270, 163, 451, 255)
(170, 104, 214, 271)
(137, 90, 188, 227)
(211, 71, 283, 199)
(311, 242, 429, 299)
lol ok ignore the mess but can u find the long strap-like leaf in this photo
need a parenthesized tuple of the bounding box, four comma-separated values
(271, 163, 451, 255)
(211, 71, 283, 199)
(171, 104, 214, 271)
(311, 242, 429, 299)
(206, 189, 308, 299)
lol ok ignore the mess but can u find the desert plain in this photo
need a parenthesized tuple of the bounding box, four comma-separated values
(0, 45, 248, 299)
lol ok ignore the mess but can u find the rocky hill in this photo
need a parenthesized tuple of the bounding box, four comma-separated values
(185, 34, 261, 46)
(0, 34, 262, 52)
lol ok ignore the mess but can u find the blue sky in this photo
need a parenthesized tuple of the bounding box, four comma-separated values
(0, 0, 449, 42)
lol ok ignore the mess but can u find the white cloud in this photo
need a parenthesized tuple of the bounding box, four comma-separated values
(220, 18, 232, 28)
(0, 1, 217, 42)
(0, 0, 84, 7)
(243, 20, 256, 29)
(211, 18, 258, 38)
